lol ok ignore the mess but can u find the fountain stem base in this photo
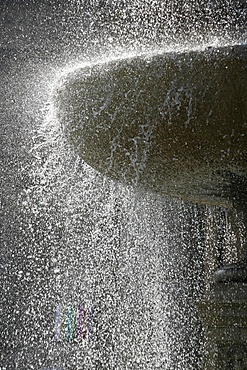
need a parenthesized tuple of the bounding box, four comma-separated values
(197, 283, 247, 369)
(214, 259, 247, 283)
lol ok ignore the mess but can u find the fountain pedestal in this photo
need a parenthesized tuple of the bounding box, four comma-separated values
(198, 283, 247, 369)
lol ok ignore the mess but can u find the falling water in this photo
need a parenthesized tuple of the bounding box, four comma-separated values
(1, 1, 246, 369)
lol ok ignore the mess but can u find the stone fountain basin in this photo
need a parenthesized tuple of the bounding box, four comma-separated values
(54, 45, 247, 206)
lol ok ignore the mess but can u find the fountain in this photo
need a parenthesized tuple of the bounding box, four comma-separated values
(53, 1, 247, 368)
(1, 0, 247, 369)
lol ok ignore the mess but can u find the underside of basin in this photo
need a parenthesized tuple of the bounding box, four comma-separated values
(54, 45, 247, 206)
